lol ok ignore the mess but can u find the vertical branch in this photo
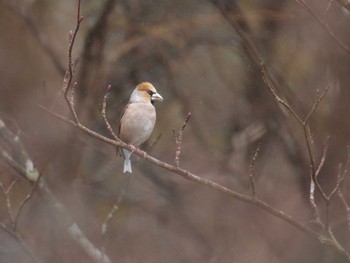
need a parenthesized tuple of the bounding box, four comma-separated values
(173, 113, 191, 167)
(324, 0, 335, 22)
(101, 84, 120, 141)
(338, 189, 350, 232)
(249, 144, 261, 197)
(63, 0, 83, 124)
(337, 146, 350, 232)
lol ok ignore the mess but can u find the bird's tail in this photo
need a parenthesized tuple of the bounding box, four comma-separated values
(123, 158, 132, 173)
(122, 149, 132, 173)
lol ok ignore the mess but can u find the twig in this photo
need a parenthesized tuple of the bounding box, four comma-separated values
(336, 147, 350, 232)
(338, 189, 350, 232)
(324, 0, 335, 22)
(249, 144, 261, 197)
(63, 0, 83, 124)
(316, 138, 329, 177)
(304, 87, 330, 125)
(101, 84, 120, 141)
(293, 0, 350, 54)
(173, 113, 191, 167)
(13, 171, 44, 231)
(0, 179, 17, 224)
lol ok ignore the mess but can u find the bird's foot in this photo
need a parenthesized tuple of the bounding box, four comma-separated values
(129, 144, 138, 153)
(128, 144, 147, 158)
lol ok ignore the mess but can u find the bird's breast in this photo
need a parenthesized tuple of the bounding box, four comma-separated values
(119, 103, 156, 146)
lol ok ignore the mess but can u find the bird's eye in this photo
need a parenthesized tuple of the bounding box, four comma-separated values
(146, 90, 154, 96)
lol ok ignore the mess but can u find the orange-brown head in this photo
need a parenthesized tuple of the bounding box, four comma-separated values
(130, 82, 163, 104)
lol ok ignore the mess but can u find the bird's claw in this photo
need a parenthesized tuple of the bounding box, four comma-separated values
(128, 144, 147, 158)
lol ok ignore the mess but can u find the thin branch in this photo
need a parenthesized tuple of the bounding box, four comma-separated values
(101, 84, 120, 141)
(173, 113, 191, 167)
(316, 138, 329, 177)
(261, 65, 304, 125)
(13, 171, 44, 231)
(338, 189, 350, 232)
(0, 179, 17, 224)
(324, 0, 335, 22)
(63, 0, 83, 124)
(337, 147, 350, 232)
(304, 86, 330, 125)
(293, 0, 350, 54)
(249, 144, 261, 197)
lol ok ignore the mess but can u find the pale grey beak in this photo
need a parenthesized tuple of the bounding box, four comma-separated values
(152, 92, 163, 102)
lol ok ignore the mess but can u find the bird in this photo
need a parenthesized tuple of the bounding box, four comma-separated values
(118, 82, 163, 173)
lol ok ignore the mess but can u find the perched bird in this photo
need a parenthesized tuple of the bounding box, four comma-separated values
(118, 82, 163, 173)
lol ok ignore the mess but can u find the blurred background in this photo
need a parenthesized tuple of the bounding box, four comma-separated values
(0, 0, 350, 262)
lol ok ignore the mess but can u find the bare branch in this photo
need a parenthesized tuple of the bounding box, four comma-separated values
(101, 84, 120, 141)
(293, 0, 350, 54)
(63, 0, 84, 124)
(173, 113, 191, 167)
(249, 144, 261, 197)
(324, 0, 335, 22)
(309, 177, 324, 229)
(338, 189, 350, 232)
(261, 65, 304, 125)
(304, 86, 330, 124)
(316, 138, 329, 177)
(13, 171, 44, 231)
(0, 179, 17, 224)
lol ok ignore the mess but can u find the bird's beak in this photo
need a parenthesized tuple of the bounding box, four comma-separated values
(152, 92, 163, 102)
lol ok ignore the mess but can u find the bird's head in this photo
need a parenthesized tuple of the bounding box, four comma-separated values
(130, 82, 163, 104)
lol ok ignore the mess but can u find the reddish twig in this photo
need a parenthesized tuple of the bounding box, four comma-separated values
(63, 0, 84, 124)
(101, 85, 120, 141)
(173, 113, 191, 167)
